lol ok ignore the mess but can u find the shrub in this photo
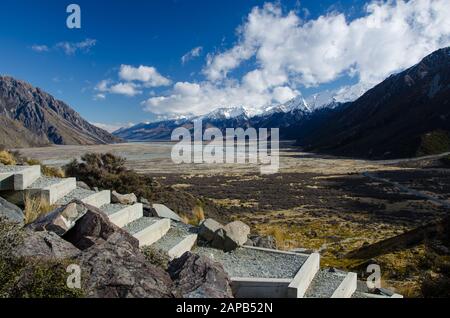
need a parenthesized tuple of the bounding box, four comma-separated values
(141, 246, 170, 270)
(0, 219, 83, 298)
(0, 150, 17, 165)
(26, 159, 65, 178)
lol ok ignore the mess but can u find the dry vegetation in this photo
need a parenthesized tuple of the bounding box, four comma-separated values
(23, 195, 55, 225)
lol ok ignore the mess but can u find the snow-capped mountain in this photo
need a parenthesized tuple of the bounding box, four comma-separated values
(196, 106, 250, 121)
(262, 95, 310, 116)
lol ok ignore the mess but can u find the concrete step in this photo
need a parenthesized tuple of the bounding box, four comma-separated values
(304, 269, 357, 298)
(2, 176, 77, 205)
(0, 165, 41, 191)
(151, 221, 198, 259)
(352, 291, 403, 298)
(194, 246, 311, 298)
(123, 217, 171, 247)
(287, 252, 321, 298)
(56, 188, 111, 208)
(101, 203, 143, 228)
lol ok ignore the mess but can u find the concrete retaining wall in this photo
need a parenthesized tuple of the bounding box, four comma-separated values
(168, 234, 198, 260)
(287, 253, 321, 298)
(82, 190, 111, 208)
(231, 277, 292, 298)
(331, 272, 357, 298)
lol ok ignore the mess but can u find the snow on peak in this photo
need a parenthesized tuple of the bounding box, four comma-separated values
(201, 106, 249, 120)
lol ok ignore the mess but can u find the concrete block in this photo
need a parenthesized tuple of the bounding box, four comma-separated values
(152, 204, 182, 222)
(81, 190, 111, 208)
(168, 234, 198, 260)
(231, 277, 291, 298)
(331, 272, 357, 298)
(134, 218, 171, 247)
(0, 166, 41, 191)
(287, 252, 320, 298)
(107, 203, 143, 228)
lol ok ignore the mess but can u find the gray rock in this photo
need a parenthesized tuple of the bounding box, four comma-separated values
(76, 181, 91, 190)
(76, 232, 176, 298)
(13, 228, 80, 261)
(152, 204, 182, 222)
(28, 202, 88, 236)
(198, 218, 224, 242)
(168, 252, 233, 298)
(63, 201, 139, 250)
(0, 196, 24, 224)
(111, 191, 137, 205)
(93, 187, 99, 192)
(249, 235, 277, 249)
(222, 221, 250, 251)
(139, 197, 150, 205)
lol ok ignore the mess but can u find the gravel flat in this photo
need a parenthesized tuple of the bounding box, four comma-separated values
(56, 187, 96, 205)
(123, 217, 159, 235)
(28, 177, 65, 189)
(193, 246, 307, 279)
(152, 221, 197, 252)
(0, 165, 31, 173)
(304, 269, 347, 298)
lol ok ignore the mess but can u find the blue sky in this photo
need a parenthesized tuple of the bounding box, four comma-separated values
(1, 0, 449, 131)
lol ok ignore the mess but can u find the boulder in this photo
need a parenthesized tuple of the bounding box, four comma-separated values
(63, 201, 139, 250)
(168, 252, 233, 298)
(152, 204, 182, 222)
(76, 232, 176, 298)
(111, 191, 137, 205)
(0, 196, 24, 224)
(222, 221, 250, 251)
(249, 235, 277, 249)
(139, 197, 151, 205)
(76, 181, 91, 190)
(28, 202, 88, 236)
(198, 218, 224, 242)
(13, 228, 80, 261)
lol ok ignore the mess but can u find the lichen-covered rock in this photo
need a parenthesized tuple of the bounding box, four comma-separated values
(111, 190, 137, 205)
(76, 181, 91, 190)
(63, 201, 138, 250)
(168, 252, 233, 298)
(28, 202, 88, 236)
(77, 232, 176, 298)
(13, 228, 80, 261)
(198, 218, 223, 242)
(0, 196, 24, 224)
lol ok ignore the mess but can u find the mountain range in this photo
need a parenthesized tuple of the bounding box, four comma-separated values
(114, 47, 450, 159)
(0, 76, 121, 148)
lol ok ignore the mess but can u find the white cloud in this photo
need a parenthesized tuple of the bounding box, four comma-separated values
(181, 46, 203, 64)
(119, 65, 171, 87)
(31, 45, 49, 53)
(145, 0, 450, 116)
(95, 80, 142, 97)
(56, 38, 97, 55)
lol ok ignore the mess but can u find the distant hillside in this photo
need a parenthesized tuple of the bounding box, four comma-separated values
(297, 47, 450, 159)
(0, 76, 122, 148)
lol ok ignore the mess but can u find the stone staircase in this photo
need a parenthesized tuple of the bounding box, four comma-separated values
(0, 165, 402, 298)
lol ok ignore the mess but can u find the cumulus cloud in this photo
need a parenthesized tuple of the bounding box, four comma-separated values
(181, 46, 203, 64)
(119, 65, 171, 87)
(145, 0, 450, 116)
(95, 79, 142, 97)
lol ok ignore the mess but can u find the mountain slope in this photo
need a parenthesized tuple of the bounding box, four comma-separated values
(298, 47, 450, 159)
(0, 115, 48, 148)
(0, 76, 122, 147)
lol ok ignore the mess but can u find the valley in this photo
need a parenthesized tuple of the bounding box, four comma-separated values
(15, 141, 450, 297)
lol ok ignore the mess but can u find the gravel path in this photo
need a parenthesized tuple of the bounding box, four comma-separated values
(123, 217, 159, 235)
(152, 221, 197, 252)
(193, 246, 307, 279)
(28, 177, 65, 189)
(304, 269, 346, 298)
(56, 187, 95, 205)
